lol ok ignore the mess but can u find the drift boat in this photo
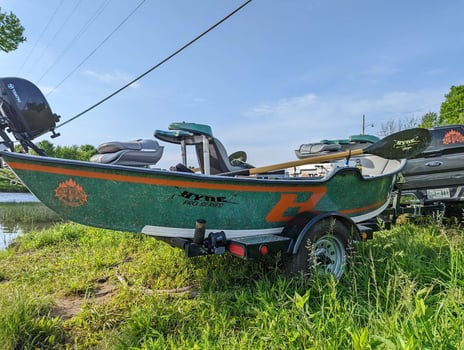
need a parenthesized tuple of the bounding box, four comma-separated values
(1, 149, 400, 238)
(0, 77, 431, 277)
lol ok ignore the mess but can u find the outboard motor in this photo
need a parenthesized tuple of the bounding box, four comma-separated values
(0, 77, 60, 155)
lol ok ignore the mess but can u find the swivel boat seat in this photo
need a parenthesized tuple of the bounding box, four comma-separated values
(155, 122, 253, 175)
(90, 139, 164, 167)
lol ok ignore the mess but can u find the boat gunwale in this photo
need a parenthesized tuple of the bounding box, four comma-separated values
(0, 151, 404, 187)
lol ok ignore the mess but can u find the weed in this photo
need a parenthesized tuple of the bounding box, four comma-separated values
(0, 202, 62, 224)
(0, 222, 463, 349)
(0, 287, 64, 349)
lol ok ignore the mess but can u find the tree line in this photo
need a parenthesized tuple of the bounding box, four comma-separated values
(378, 85, 464, 136)
(419, 85, 464, 127)
(29, 141, 98, 161)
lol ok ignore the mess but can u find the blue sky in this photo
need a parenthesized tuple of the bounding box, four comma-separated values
(1, 0, 463, 168)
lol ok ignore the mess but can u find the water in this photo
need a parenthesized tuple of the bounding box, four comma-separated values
(0, 223, 23, 250)
(0, 192, 40, 250)
(0, 192, 39, 203)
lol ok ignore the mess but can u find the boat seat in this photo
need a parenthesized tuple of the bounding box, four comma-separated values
(194, 137, 253, 174)
(155, 122, 253, 174)
(90, 139, 164, 166)
(154, 129, 198, 145)
(295, 143, 341, 159)
(96, 139, 161, 153)
(168, 121, 213, 137)
(295, 134, 379, 159)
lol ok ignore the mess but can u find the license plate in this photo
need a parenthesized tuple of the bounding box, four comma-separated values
(427, 188, 451, 200)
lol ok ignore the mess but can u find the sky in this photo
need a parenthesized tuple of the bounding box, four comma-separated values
(1, 0, 464, 169)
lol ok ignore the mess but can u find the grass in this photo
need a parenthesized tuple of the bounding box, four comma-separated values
(0, 203, 63, 224)
(0, 168, 27, 192)
(0, 220, 463, 349)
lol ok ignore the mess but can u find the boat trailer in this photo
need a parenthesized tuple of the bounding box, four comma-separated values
(159, 212, 375, 278)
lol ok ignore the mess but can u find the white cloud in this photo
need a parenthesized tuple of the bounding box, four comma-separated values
(38, 85, 58, 96)
(81, 70, 140, 88)
(248, 94, 318, 119)
(181, 93, 207, 104)
(217, 88, 447, 167)
(360, 63, 400, 78)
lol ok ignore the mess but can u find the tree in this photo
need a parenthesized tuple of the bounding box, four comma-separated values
(36, 140, 55, 155)
(378, 116, 418, 137)
(419, 112, 440, 128)
(35, 140, 97, 161)
(439, 85, 464, 125)
(0, 7, 26, 53)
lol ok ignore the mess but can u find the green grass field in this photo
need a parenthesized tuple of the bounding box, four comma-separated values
(0, 218, 463, 349)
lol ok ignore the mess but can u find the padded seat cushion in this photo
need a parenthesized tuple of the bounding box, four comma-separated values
(298, 143, 341, 154)
(97, 139, 161, 153)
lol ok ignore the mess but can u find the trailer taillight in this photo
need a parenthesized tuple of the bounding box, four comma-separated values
(228, 235, 291, 260)
(259, 244, 269, 255)
(228, 242, 245, 258)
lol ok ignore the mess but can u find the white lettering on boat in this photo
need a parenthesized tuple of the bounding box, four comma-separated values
(7, 83, 22, 103)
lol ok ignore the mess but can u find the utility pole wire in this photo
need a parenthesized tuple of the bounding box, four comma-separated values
(57, 0, 253, 129)
(37, 0, 110, 83)
(47, 0, 146, 96)
(31, 0, 84, 79)
(17, 0, 65, 75)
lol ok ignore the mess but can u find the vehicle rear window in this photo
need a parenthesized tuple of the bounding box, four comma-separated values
(426, 125, 464, 152)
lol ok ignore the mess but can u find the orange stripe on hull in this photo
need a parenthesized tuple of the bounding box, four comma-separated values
(8, 161, 326, 194)
(340, 199, 385, 215)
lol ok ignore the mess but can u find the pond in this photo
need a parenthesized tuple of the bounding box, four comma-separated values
(0, 192, 43, 250)
(0, 192, 39, 203)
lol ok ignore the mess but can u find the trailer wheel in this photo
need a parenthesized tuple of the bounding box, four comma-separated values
(285, 218, 351, 279)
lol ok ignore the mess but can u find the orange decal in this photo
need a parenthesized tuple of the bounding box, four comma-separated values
(55, 179, 88, 207)
(443, 129, 464, 145)
(266, 189, 326, 222)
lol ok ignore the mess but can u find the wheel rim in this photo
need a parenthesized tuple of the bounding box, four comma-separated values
(310, 234, 347, 279)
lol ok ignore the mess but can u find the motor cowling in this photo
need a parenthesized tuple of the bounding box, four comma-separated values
(0, 77, 60, 151)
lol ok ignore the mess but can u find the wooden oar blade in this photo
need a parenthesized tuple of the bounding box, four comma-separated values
(364, 128, 431, 159)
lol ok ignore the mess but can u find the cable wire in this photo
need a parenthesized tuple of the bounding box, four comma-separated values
(37, 0, 112, 83)
(31, 0, 84, 79)
(47, 0, 145, 95)
(17, 0, 65, 75)
(57, 0, 253, 128)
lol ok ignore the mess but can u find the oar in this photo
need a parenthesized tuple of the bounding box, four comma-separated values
(221, 128, 431, 176)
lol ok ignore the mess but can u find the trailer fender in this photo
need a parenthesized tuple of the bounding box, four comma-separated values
(281, 212, 361, 279)
(281, 211, 361, 255)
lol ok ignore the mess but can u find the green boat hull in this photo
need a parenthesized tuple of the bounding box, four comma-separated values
(1, 152, 400, 239)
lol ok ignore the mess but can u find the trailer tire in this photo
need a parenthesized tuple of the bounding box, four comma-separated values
(285, 218, 352, 279)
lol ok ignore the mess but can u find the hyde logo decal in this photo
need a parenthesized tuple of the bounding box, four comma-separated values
(180, 190, 235, 208)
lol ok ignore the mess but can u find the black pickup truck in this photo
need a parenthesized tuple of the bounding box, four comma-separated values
(400, 124, 464, 217)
